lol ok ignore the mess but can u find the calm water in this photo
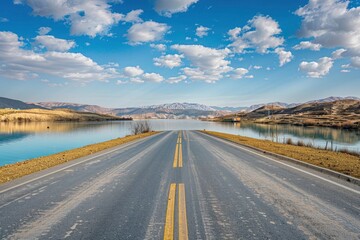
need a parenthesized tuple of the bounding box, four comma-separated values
(1, 120, 360, 166)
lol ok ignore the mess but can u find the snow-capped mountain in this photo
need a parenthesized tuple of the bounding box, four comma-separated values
(144, 103, 217, 111)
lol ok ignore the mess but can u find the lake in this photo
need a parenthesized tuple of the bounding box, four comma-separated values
(1, 120, 360, 166)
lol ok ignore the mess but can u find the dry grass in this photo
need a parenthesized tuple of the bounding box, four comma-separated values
(0, 108, 121, 122)
(0, 131, 159, 184)
(201, 131, 360, 179)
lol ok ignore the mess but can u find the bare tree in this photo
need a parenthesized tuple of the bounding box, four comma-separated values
(131, 121, 151, 135)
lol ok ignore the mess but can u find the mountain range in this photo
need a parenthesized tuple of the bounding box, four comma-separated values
(0, 96, 359, 119)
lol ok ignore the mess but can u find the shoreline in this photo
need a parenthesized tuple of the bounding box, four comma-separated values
(201, 130, 360, 179)
(0, 131, 159, 184)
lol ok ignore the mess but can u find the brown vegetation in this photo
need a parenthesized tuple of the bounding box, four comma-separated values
(0, 108, 130, 122)
(202, 131, 360, 179)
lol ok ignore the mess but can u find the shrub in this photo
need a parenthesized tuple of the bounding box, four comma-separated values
(131, 121, 151, 135)
(286, 138, 293, 145)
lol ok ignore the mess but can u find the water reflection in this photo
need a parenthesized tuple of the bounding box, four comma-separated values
(0, 120, 359, 166)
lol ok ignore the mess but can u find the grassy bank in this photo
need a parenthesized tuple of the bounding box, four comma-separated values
(201, 131, 360, 179)
(0, 108, 128, 122)
(0, 131, 158, 184)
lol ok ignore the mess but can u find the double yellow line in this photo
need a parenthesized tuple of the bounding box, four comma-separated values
(173, 131, 183, 168)
(163, 183, 188, 240)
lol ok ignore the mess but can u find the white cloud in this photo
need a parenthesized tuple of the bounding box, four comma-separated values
(38, 27, 52, 35)
(293, 41, 321, 51)
(228, 27, 241, 40)
(155, 0, 198, 17)
(154, 54, 183, 68)
(150, 43, 166, 51)
(15, 0, 123, 37)
(295, 0, 360, 57)
(142, 72, 164, 82)
(274, 48, 293, 66)
(332, 48, 347, 59)
(245, 75, 254, 79)
(0, 31, 119, 81)
(228, 15, 284, 53)
(126, 21, 170, 45)
(123, 66, 144, 77)
(231, 68, 249, 79)
(253, 65, 262, 69)
(120, 9, 143, 23)
(130, 77, 144, 83)
(196, 25, 210, 38)
(35, 35, 76, 52)
(116, 80, 128, 85)
(167, 75, 187, 83)
(299, 57, 333, 78)
(341, 69, 350, 73)
(171, 44, 232, 82)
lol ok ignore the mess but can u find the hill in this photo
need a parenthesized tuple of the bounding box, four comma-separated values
(0, 97, 46, 110)
(244, 99, 360, 129)
(0, 109, 126, 122)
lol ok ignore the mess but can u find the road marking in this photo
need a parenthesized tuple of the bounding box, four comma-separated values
(202, 133, 360, 195)
(164, 183, 176, 240)
(178, 184, 188, 240)
(173, 131, 183, 168)
(179, 142, 183, 168)
(173, 142, 179, 168)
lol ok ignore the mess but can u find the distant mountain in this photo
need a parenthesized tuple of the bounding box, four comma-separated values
(243, 102, 296, 113)
(35, 102, 114, 115)
(211, 106, 247, 112)
(146, 102, 216, 111)
(34, 102, 228, 119)
(2, 96, 360, 120)
(0, 97, 46, 110)
(305, 96, 360, 104)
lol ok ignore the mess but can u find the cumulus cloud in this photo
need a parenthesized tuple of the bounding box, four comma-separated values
(126, 21, 170, 45)
(171, 44, 232, 82)
(38, 27, 51, 35)
(155, 0, 198, 17)
(120, 9, 143, 23)
(228, 15, 284, 53)
(167, 75, 187, 84)
(123, 66, 144, 77)
(295, 0, 360, 57)
(230, 68, 249, 79)
(196, 25, 210, 38)
(150, 43, 166, 51)
(274, 48, 293, 66)
(14, 0, 123, 37)
(0, 31, 119, 81)
(35, 35, 76, 52)
(142, 72, 164, 82)
(154, 54, 183, 68)
(332, 48, 347, 59)
(293, 41, 321, 51)
(299, 57, 333, 78)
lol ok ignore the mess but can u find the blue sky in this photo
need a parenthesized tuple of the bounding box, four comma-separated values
(0, 0, 359, 107)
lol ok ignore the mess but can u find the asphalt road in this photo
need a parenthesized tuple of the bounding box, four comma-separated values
(0, 131, 359, 239)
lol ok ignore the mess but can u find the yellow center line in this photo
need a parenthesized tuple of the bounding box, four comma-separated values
(173, 142, 179, 168)
(178, 141, 183, 167)
(178, 184, 188, 240)
(173, 131, 183, 168)
(164, 183, 176, 240)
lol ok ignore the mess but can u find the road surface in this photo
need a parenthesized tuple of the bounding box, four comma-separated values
(0, 131, 359, 239)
